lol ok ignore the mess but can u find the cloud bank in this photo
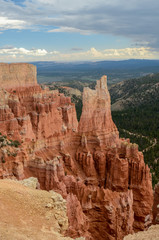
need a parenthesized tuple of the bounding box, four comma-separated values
(0, 0, 159, 49)
(0, 46, 157, 62)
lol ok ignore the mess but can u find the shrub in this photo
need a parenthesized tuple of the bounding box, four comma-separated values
(9, 140, 20, 148)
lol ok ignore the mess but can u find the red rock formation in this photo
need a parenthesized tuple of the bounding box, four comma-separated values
(0, 63, 37, 89)
(0, 64, 153, 240)
(153, 183, 159, 224)
(79, 75, 119, 147)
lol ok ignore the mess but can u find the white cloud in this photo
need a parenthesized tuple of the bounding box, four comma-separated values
(103, 47, 151, 57)
(0, 47, 48, 56)
(50, 50, 60, 54)
(48, 27, 92, 35)
(82, 47, 153, 60)
(89, 48, 104, 58)
(0, 46, 158, 62)
(0, 16, 26, 30)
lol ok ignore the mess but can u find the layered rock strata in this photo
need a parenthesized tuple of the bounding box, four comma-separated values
(0, 63, 37, 89)
(153, 183, 159, 224)
(78, 75, 119, 147)
(0, 64, 153, 240)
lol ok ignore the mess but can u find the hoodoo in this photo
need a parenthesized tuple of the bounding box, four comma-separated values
(79, 75, 119, 146)
(0, 63, 153, 240)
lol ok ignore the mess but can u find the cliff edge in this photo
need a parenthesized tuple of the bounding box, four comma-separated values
(0, 63, 37, 89)
(0, 63, 154, 240)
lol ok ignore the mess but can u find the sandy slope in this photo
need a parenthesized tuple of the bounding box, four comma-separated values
(124, 225, 159, 240)
(0, 179, 73, 240)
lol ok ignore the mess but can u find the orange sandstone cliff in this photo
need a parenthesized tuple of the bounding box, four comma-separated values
(153, 183, 159, 224)
(0, 63, 37, 89)
(0, 63, 153, 240)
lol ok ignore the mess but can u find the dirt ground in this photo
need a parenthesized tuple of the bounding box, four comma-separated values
(0, 179, 72, 240)
(124, 224, 159, 240)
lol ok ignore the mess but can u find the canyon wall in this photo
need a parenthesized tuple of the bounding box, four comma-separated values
(153, 183, 159, 224)
(0, 63, 37, 89)
(0, 64, 153, 240)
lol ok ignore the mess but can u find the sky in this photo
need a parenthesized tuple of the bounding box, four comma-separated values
(0, 0, 159, 62)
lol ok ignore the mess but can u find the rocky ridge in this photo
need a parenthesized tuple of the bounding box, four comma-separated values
(0, 63, 153, 240)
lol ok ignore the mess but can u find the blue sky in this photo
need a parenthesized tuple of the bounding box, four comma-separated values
(0, 0, 159, 62)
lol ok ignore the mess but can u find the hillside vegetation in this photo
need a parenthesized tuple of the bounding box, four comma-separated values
(110, 73, 159, 111)
(110, 72, 159, 186)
